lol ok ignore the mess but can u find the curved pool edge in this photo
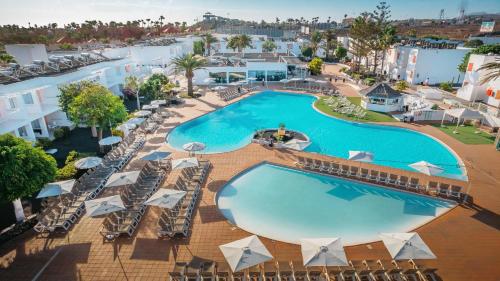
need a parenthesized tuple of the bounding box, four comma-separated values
(310, 96, 468, 181)
(214, 161, 459, 246)
(166, 90, 467, 180)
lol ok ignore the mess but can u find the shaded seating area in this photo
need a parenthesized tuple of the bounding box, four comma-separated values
(218, 87, 248, 102)
(33, 128, 147, 234)
(99, 162, 167, 240)
(157, 159, 211, 238)
(294, 156, 464, 202)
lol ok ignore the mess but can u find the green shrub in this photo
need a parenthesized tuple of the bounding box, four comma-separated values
(308, 57, 323, 75)
(35, 138, 52, 148)
(431, 104, 440, 110)
(364, 77, 376, 86)
(439, 82, 453, 92)
(53, 126, 70, 139)
(395, 80, 409, 91)
(65, 150, 79, 165)
(56, 163, 77, 180)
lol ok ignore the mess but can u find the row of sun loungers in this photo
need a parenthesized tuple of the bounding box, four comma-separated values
(100, 162, 167, 240)
(295, 156, 463, 201)
(218, 88, 248, 102)
(157, 160, 211, 238)
(169, 259, 439, 281)
(34, 130, 146, 233)
(324, 96, 367, 119)
(283, 85, 328, 93)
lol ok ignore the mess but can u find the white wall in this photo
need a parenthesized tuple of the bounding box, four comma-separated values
(457, 54, 500, 107)
(5, 44, 49, 65)
(405, 48, 468, 85)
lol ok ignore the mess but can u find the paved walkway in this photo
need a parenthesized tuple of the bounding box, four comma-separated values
(0, 85, 499, 281)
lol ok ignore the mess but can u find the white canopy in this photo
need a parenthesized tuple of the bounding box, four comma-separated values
(213, 86, 227, 91)
(379, 232, 437, 260)
(444, 108, 483, 120)
(151, 99, 167, 105)
(105, 171, 141, 187)
(37, 179, 76, 198)
(85, 195, 126, 217)
(182, 142, 206, 152)
(219, 235, 273, 272)
(348, 151, 374, 162)
(171, 157, 199, 170)
(409, 161, 444, 176)
(144, 189, 186, 208)
(134, 110, 152, 117)
(282, 139, 311, 151)
(141, 151, 171, 161)
(300, 238, 348, 267)
(74, 157, 102, 169)
(98, 136, 122, 146)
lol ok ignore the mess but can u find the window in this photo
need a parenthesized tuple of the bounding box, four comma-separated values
(23, 93, 34, 104)
(8, 97, 16, 109)
(266, 71, 286, 82)
(31, 119, 42, 135)
(248, 70, 266, 81)
(209, 72, 227, 84)
(228, 72, 246, 83)
(18, 126, 28, 137)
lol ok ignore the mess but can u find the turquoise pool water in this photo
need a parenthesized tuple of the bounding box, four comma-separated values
(168, 91, 464, 179)
(216, 163, 456, 245)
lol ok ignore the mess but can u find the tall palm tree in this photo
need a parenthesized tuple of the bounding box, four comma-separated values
(309, 31, 322, 58)
(227, 34, 253, 53)
(202, 33, 218, 56)
(171, 54, 206, 97)
(378, 25, 396, 76)
(477, 59, 500, 84)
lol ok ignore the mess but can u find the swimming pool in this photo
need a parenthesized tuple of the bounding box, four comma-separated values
(216, 163, 456, 245)
(168, 91, 465, 179)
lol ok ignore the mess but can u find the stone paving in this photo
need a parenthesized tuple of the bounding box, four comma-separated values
(0, 86, 499, 281)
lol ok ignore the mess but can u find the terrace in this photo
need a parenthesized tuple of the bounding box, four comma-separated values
(0, 80, 499, 281)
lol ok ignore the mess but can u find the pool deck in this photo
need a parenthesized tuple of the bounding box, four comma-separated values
(0, 89, 499, 281)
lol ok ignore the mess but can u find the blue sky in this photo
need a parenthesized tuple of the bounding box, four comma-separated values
(1, 0, 499, 26)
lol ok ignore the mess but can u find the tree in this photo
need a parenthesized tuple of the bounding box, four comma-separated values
(395, 80, 409, 91)
(68, 84, 127, 139)
(310, 31, 322, 57)
(378, 25, 396, 76)
(139, 73, 170, 100)
(308, 57, 323, 75)
(334, 46, 348, 60)
(58, 80, 96, 113)
(301, 46, 313, 58)
(227, 34, 253, 53)
(322, 29, 337, 61)
(201, 33, 218, 56)
(193, 40, 204, 55)
(477, 59, 500, 84)
(262, 40, 277, 52)
(171, 54, 206, 97)
(350, 14, 378, 71)
(0, 53, 16, 64)
(0, 134, 57, 221)
(458, 44, 500, 73)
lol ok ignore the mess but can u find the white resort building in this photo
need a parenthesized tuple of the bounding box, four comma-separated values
(360, 83, 403, 112)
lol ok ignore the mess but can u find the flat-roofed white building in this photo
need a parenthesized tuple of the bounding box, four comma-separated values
(457, 54, 500, 108)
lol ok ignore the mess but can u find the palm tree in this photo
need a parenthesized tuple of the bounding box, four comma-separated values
(378, 25, 396, 76)
(477, 59, 500, 84)
(227, 34, 253, 53)
(202, 33, 218, 56)
(171, 54, 206, 97)
(310, 31, 322, 58)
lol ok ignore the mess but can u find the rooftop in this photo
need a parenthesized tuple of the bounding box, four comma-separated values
(360, 83, 402, 99)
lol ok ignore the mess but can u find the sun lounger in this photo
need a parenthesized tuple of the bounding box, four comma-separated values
(277, 261, 293, 281)
(397, 176, 409, 189)
(306, 267, 323, 281)
(200, 261, 216, 281)
(350, 260, 372, 281)
(263, 262, 277, 281)
(369, 170, 379, 182)
(449, 185, 462, 200)
(329, 163, 340, 175)
(340, 165, 350, 177)
(363, 260, 390, 281)
(291, 261, 307, 281)
(349, 166, 359, 177)
(437, 183, 450, 197)
(408, 178, 421, 192)
(360, 169, 370, 180)
(378, 172, 389, 184)
(377, 260, 406, 281)
(295, 156, 306, 167)
(169, 262, 187, 281)
(248, 265, 262, 281)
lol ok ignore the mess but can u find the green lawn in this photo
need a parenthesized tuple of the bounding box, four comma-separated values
(432, 124, 496, 145)
(315, 96, 397, 123)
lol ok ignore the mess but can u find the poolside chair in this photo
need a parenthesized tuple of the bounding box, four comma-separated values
(232, 270, 245, 281)
(304, 158, 314, 169)
(327, 267, 343, 281)
(349, 166, 359, 178)
(247, 265, 262, 281)
(377, 260, 406, 281)
(186, 261, 202, 281)
(350, 260, 372, 281)
(369, 170, 379, 182)
(437, 183, 450, 197)
(408, 178, 421, 192)
(313, 159, 323, 170)
(378, 172, 389, 185)
(363, 260, 390, 281)
(169, 262, 187, 281)
(340, 165, 350, 177)
(215, 262, 230, 281)
(426, 181, 438, 196)
(387, 174, 398, 186)
(295, 156, 306, 168)
(200, 262, 216, 281)
(277, 261, 293, 281)
(397, 176, 409, 189)
(449, 185, 463, 200)
(291, 261, 307, 281)
(360, 169, 370, 181)
(392, 260, 420, 281)
(329, 163, 341, 175)
(306, 266, 323, 281)
(320, 161, 331, 173)
(263, 262, 277, 281)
